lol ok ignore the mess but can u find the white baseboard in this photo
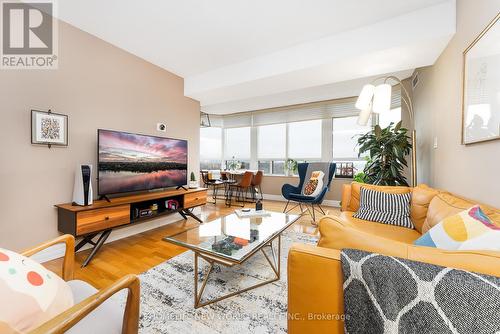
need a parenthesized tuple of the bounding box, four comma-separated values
(31, 207, 201, 264)
(207, 190, 341, 208)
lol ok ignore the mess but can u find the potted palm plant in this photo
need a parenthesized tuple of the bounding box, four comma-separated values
(357, 121, 412, 186)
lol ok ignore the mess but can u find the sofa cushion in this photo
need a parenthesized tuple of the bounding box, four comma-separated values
(339, 212, 421, 244)
(422, 192, 500, 233)
(353, 187, 414, 229)
(415, 205, 500, 251)
(66, 280, 126, 334)
(347, 182, 411, 212)
(410, 184, 440, 233)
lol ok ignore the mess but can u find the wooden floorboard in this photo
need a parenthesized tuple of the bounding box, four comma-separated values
(43, 200, 340, 289)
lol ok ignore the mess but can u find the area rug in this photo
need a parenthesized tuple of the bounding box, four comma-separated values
(126, 230, 317, 334)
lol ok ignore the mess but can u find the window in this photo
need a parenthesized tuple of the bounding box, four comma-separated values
(258, 160, 285, 175)
(225, 127, 251, 161)
(378, 107, 402, 128)
(257, 124, 286, 175)
(288, 120, 322, 159)
(332, 116, 371, 160)
(200, 127, 222, 170)
(257, 124, 286, 159)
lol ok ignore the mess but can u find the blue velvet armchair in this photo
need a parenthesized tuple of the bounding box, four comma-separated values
(281, 162, 336, 223)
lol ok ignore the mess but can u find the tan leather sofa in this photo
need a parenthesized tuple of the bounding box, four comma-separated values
(287, 182, 500, 334)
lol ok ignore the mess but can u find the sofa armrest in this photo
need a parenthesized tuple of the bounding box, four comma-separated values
(340, 184, 351, 211)
(29, 274, 140, 334)
(318, 216, 500, 277)
(288, 243, 345, 334)
(22, 234, 75, 281)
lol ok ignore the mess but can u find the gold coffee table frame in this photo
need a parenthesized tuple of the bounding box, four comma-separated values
(163, 212, 298, 308)
(193, 235, 281, 308)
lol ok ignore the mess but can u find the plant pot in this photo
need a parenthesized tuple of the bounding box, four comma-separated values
(189, 181, 198, 189)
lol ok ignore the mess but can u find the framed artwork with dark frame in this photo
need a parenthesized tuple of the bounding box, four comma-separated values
(462, 12, 500, 145)
(31, 109, 68, 147)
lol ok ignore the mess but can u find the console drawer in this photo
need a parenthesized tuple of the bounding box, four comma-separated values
(184, 191, 207, 208)
(76, 205, 130, 235)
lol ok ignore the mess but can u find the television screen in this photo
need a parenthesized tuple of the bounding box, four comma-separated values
(98, 129, 188, 195)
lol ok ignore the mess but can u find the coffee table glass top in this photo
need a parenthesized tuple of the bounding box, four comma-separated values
(163, 211, 300, 262)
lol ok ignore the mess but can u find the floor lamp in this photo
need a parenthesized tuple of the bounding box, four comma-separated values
(355, 76, 417, 187)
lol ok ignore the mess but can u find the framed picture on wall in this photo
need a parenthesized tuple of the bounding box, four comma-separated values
(462, 12, 500, 145)
(31, 109, 68, 147)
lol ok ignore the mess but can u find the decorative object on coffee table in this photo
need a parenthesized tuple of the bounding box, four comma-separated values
(31, 109, 68, 148)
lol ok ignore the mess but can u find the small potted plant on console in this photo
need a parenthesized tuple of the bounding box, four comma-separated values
(189, 172, 198, 189)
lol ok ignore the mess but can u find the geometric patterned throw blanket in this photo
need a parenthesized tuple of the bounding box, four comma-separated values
(341, 249, 500, 334)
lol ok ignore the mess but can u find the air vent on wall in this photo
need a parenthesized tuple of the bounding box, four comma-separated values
(411, 72, 419, 90)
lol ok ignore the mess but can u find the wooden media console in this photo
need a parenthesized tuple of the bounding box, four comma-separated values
(55, 187, 207, 266)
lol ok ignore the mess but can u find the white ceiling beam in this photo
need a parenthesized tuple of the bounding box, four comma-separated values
(186, 0, 455, 108)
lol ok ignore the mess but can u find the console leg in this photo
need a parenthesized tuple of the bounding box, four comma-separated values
(178, 210, 188, 220)
(179, 208, 203, 224)
(81, 229, 112, 268)
(75, 233, 98, 252)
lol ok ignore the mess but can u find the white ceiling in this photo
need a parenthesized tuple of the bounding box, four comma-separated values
(56, 0, 456, 114)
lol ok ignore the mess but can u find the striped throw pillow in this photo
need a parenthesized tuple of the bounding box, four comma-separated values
(353, 187, 414, 229)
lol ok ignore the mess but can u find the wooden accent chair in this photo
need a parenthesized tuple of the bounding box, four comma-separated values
(23, 234, 140, 334)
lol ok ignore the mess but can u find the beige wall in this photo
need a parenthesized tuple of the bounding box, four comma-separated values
(261, 175, 351, 203)
(413, 0, 500, 207)
(0, 21, 200, 251)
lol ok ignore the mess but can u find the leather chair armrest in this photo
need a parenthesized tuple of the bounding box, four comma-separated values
(317, 216, 500, 277)
(341, 184, 352, 211)
(29, 274, 140, 334)
(288, 243, 345, 334)
(22, 234, 75, 281)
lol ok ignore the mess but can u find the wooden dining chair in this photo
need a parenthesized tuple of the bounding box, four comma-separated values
(225, 171, 253, 207)
(251, 170, 264, 201)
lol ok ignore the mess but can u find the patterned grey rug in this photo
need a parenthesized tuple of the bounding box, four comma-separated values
(131, 230, 317, 334)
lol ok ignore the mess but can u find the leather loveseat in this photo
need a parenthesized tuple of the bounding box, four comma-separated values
(287, 182, 500, 333)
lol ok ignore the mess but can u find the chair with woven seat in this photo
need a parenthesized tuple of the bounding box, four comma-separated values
(281, 162, 336, 224)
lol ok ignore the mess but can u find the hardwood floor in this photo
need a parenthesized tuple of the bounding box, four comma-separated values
(44, 200, 340, 289)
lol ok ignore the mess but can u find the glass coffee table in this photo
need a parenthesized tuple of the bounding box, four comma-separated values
(163, 211, 300, 308)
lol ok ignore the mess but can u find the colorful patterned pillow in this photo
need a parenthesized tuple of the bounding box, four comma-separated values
(0, 248, 74, 333)
(303, 171, 325, 197)
(414, 205, 500, 250)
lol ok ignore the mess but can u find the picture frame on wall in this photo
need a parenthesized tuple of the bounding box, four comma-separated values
(462, 12, 500, 145)
(31, 109, 68, 147)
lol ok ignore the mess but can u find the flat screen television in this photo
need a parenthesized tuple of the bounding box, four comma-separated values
(98, 129, 188, 196)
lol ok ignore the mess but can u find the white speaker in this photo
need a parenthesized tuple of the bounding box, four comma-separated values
(72, 164, 93, 206)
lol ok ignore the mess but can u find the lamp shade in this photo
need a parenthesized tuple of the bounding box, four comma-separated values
(355, 84, 375, 111)
(357, 107, 371, 126)
(372, 83, 392, 113)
